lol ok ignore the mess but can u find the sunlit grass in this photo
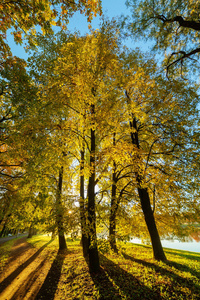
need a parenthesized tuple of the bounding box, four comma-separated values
(27, 235, 200, 299)
(1, 235, 200, 299)
(27, 234, 81, 253)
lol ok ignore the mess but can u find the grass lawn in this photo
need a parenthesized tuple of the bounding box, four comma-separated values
(1, 235, 200, 299)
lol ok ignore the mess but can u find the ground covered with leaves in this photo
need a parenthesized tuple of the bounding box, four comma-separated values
(0, 235, 199, 299)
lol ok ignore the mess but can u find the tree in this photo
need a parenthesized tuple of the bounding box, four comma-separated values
(7, 16, 199, 267)
(79, 137, 89, 257)
(0, 56, 35, 189)
(56, 166, 67, 250)
(125, 0, 200, 77)
(120, 49, 200, 260)
(30, 22, 123, 272)
(0, 43, 80, 244)
(0, 0, 102, 123)
(0, 55, 40, 232)
(0, 190, 14, 237)
(106, 133, 135, 253)
(0, 0, 101, 48)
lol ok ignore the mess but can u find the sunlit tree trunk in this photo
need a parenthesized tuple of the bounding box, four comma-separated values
(129, 113, 166, 261)
(109, 133, 118, 252)
(51, 229, 56, 240)
(56, 166, 67, 251)
(28, 203, 38, 238)
(87, 104, 100, 273)
(137, 184, 166, 260)
(80, 148, 89, 257)
(0, 214, 11, 237)
(109, 161, 118, 253)
(28, 223, 34, 238)
(0, 222, 7, 238)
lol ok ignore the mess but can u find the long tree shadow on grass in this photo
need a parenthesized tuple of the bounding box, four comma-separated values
(84, 254, 122, 299)
(89, 266, 122, 299)
(0, 240, 52, 294)
(35, 249, 67, 300)
(164, 248, 200, 262)
(90, 254, 161, 300)
(10, 258, 48, 300)
(123, 251, 200, 279)
(122, 252, 200, 298)
(8, 242, 32, 265)
(166, 259, 200, 279)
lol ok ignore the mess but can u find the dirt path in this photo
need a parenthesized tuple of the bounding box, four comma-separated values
(0, 237, 97, 300)
(0, 234, 27, 245)
(0, 237, 54, 300)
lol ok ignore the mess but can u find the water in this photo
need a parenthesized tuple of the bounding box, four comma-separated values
(130, 238, 200, 253)
(161, 239, 200, 252)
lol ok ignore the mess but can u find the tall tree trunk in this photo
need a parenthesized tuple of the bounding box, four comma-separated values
(137, 184, 166, 260)
(109, 162, 118, 253)
(0, 222, 7, 238)
(0, 214, 11, 237)
(128, 107, 166, 261)
(79, 148, 89, 257)
(87, 104, 100, 273)
(51, 228, 56, 240)
(56, 166, 67, 251)
(109, 133, 118, 252)
(28, 223, 34, 238)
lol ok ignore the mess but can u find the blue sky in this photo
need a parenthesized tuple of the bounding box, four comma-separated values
(6, 0, 151, 60)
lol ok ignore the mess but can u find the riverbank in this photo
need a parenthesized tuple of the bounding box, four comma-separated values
(0, 235, 200, 299)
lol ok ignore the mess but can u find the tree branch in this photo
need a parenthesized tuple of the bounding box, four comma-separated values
(163, 15, 200, 31)
(166, 47, 200, 77)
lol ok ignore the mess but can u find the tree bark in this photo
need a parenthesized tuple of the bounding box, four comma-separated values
(51, 229, 56, 240)
(162, 15, 200, 31)
(109, 134, 118, 252)
(28, 224, 34, 238)
(137, 183, 166, 261)
(0, 222, 7, 238)
(87, 104, 100, 273)
(109, 163, 118, 253)
(0, 214, 11, 237)
(56, 166, 67, 251)
(79, 148, 89, 257)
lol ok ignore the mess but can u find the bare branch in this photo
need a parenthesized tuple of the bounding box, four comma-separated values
(166, 47, 200, 77)
(152, 13, 200, 31)
(144, 138, 159, 174)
